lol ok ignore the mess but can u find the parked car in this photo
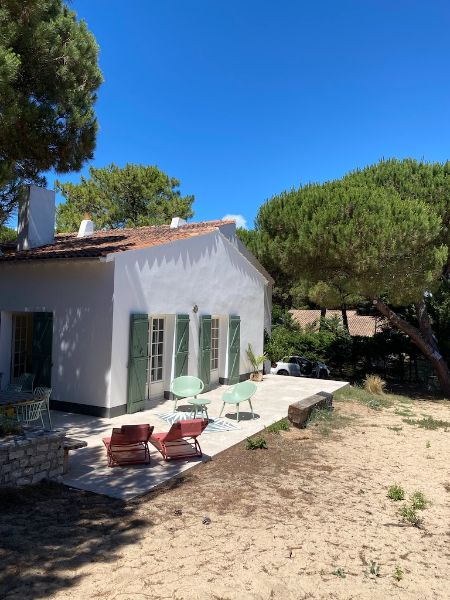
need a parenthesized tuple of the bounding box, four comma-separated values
(270, 355, 330, 379)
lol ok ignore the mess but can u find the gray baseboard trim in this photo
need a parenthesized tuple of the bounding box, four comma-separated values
(49, 399, 128, 418)
(109, 404, 128, 418)
(219, 372, 252, 385)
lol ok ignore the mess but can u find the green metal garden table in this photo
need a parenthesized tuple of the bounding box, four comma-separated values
(187, 397, 211, 420)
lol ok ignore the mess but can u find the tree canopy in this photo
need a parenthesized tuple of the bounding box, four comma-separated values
(256, 158, 450, 395)
(56, 163, 195, 231)
(257, 179, 446, 305)
(0, 0, 103, 224)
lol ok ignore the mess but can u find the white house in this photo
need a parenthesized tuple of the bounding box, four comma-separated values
(0, 186, 272, 417)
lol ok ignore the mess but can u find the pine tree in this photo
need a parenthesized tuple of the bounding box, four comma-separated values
(56, 163, 194, 231)
(0, 0, 103, 223)
(256, 161, 450, 396)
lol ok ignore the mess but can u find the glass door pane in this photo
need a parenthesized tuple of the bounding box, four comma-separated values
(211, 318, 219, 371)
(11, 314, 33, 379)
(150, 318, 165, 383)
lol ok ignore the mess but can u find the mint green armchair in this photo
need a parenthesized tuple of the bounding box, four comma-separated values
(170, 376, 204, 409)
(219, 380, 257, 422)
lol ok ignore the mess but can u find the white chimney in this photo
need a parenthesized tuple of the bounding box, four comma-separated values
(17, 185, 55, 251)
(77, 217, 95, 238)
(170, 217, 187, 228)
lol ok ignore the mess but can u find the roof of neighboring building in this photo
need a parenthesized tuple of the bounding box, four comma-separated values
(289, 309, 380, 337)
(0, 220, 235, 262)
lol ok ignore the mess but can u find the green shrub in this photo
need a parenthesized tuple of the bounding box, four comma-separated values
(264, 323, 351, 367)
(393, 565, 404, 582)
(398, 505, 421, 527)
(387, 484, 405, 501)
(340, 385, 393, 409)
(306, 407, 352, 436)
(266, 418, 290, 433)
(246, 437, 267, 450)
(403, 416, 450, 430)
(411, 491, 428, 510)
(0, 417, 23, 438)
(394, 407, 414, 417)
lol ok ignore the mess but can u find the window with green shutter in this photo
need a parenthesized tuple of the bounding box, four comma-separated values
(127, 314, 149, 414)
(175, 314, 190, 377)
(198, 315, 212, 389)
(228, 315, 240, 384)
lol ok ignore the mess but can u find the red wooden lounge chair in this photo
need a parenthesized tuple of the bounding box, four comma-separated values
(102, 424, 154, 467)
(150, 418, 208, 460)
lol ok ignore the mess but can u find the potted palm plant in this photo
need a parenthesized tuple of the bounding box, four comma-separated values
(246, 343, 267, 382)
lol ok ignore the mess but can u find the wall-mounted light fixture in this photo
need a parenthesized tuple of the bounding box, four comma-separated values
(192, 304, 199, 313)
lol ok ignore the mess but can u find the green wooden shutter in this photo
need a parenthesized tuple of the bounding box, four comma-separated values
(127, 314, 149, 414)
(198, 315, 212, 389)
(228, 315, 240, 384)
(175, 314, 190, 377)
(32, 312, 53, 388)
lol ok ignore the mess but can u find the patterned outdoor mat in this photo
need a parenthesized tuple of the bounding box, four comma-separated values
(155, 411, 240, 432)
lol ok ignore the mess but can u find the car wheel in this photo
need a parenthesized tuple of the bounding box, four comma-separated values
(278, 369, 289, 376)
(319, 369, 329, 379)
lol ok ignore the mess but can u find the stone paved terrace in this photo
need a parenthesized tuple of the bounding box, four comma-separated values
(53, 375, 348, 501)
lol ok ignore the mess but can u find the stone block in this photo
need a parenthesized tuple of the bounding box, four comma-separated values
(8, 449, 25, 460)
(32, 472, 48, 484)
(288, 391, 334, 428)
(48, 466, 63, 479)
(16, 477, 32, 486)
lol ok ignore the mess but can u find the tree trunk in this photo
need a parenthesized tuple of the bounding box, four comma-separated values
(373, 298, 450, 398)
(341, 304, 349, 332)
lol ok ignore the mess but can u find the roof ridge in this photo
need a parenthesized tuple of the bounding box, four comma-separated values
(0, 218, 237, 261)
(54, 218, 235, 238)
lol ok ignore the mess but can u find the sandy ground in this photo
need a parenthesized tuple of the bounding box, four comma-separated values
(0, 392, 449, 600)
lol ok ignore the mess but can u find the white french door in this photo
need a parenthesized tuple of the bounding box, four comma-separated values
(210, 317, 220, 385)
(147, 316, 165, 399)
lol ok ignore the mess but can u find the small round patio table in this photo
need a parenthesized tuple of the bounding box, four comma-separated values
(187, 397, 211, 420)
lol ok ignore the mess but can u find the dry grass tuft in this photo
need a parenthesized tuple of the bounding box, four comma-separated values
(364, 374, 386, 395)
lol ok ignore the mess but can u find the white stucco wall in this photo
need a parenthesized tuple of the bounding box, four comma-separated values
(109, 230, 269, 410)
(0, 260, 114, 410)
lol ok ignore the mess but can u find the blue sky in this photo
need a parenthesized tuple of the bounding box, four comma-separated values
(49, 0, 450, 228)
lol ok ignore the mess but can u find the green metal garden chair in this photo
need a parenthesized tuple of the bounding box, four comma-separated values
(5, 383, 22, 392)
(219, 380, 257, 422)
(33, 387, 52, 430)
(170, 376, 204, 410)
(14, 399, 46, 429)
(13, 373, 35, 392)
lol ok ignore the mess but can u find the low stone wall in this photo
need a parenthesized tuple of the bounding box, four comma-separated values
(0, 429, 65, 487)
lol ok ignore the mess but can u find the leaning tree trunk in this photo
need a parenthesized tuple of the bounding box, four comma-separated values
(373, 298, 450, 398)
(341, 304, 349, 332)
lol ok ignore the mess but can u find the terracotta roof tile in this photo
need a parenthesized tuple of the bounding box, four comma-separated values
(0, 220, 234, 262)
(289, 309, 380, 337)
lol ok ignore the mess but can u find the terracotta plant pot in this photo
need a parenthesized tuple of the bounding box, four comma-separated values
(250, 371, 263, 382)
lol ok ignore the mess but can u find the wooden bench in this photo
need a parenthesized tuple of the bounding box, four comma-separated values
(288, 391, 333, 428)
(63, 437, 87, 474)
